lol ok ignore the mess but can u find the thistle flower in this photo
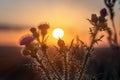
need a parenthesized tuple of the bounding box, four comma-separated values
(38, 23, 49, 30)
(20, 36, 34, 45)
(100, 8, 108, 17)
(91, 14, 98, 23)
(38, 23, 50, 37)
(58, 39, 65, 47)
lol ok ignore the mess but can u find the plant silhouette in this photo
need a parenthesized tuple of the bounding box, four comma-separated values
(19, 1, 119, 80)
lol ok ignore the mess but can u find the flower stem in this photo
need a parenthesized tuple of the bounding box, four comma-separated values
(64, 52, 68, 80)
(35, 55, 52, 80)
(78, 28, 98, 80)
(43, 50, 62, 80)
(111, 19, 118, 47)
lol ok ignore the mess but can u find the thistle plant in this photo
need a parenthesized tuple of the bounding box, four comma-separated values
(57, 39, 68, 80)
(95, 0, 120, 80)
(19, 1, 119, 79)
(78, 8, 110, 80)
(20, 23, 62, 80)
(104, 0, 119, 50)
(19, 8, 109, 79)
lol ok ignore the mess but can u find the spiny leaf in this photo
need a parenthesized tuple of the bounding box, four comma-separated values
(94, 35, 104, 45)
(87, 19, 95, 26)
(89, 28, 93, 33)
(99, 35, 104, 40)
(69, 39, 74, 50)
(78, 39, 88, 48)
(79, 39, 84, 44)
(54, 46, 60, 52)
(44, 35, 49, 42)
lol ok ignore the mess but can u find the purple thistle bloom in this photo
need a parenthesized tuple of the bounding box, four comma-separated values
(20, 36, 34, 45)
(100, 8, 108, 17)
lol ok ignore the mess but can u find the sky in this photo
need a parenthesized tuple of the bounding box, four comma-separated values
(0, 0, 105, 26)
(0, 0, 120, 47)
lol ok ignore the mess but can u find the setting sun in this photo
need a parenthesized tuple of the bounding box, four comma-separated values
(52, 28, 64, 39)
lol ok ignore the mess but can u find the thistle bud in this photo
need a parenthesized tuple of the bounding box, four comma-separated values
(38, 23, 50, 37)
(30, 27, 36, 33)
(57, 39, 65, 47)
(38, 23, 49, 30)
(100, 8, 108, 17)
(91, 14, 98, 23)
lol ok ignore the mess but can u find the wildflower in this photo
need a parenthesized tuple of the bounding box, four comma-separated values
(91, 14, 98, 23)
(38, 23, 49, 30)
(38, 23, 50, 36)
(58, 39, 65, 47)
(20, 36, 34, 45)
(30, 27, 39, 39)
(100, 8, 108, 17)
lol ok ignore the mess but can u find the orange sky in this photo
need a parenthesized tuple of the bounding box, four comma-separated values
(0, 0, 119, 47)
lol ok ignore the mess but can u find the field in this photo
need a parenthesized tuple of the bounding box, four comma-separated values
(0, 46, 120, 80)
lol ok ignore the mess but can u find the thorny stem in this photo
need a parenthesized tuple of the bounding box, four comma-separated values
(40, 35, 62, 80)
(43, 50, 62, 80)
(111, 18, 118, 47)
(35, 55, 52, 80)
(64, 52, 68, 80)
(37, 38, 41, 45)
(104, 0, 118, 48)
(42, 35, 45, 43)
(78, 28, 98, 80)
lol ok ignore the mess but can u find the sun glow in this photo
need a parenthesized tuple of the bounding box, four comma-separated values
(52, 28, 64, 39)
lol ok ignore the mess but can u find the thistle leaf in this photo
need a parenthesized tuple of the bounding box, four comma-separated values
(44, 35, 49, 42)
(69, 39, 74, 50)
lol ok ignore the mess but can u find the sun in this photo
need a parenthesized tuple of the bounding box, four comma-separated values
(52, 28, 64, 39)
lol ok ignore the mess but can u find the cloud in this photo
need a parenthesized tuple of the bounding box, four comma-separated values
(0, 24, 28, 31)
